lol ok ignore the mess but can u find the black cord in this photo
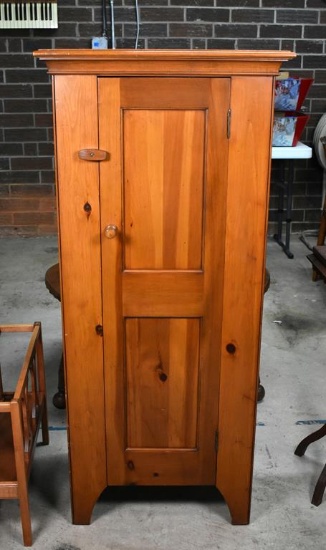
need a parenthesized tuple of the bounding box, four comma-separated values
(102, 0, 108, 38)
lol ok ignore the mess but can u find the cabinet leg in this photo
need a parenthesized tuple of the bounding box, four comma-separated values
(227, 497, 250, 525)
(71, 494, 97, 525)
(217, 481, 251, 525)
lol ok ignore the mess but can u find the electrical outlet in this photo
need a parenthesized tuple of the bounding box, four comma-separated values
(92, 36, 108, 49)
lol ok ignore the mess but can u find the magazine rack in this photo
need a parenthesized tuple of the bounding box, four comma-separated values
(0, 323, 49, 546)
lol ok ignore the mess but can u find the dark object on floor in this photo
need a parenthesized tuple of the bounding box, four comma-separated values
(0, 322, 49, 546)
(295, 424, 326, 506)
(45, 263, 65, 409)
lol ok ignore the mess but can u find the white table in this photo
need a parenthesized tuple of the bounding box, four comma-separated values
(271, 142, 313, 258)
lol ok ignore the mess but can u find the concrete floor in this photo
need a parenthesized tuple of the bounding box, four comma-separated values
(0, 235, 326, 549)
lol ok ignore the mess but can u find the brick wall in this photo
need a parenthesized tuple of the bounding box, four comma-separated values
(0, 0, 325, 236)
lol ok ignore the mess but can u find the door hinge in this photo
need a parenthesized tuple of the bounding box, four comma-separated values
(227, 108, 231, 139)
(215, 430, 219, 453)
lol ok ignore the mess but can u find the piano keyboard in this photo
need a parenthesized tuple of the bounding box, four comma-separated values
(0, 1, 58, 29)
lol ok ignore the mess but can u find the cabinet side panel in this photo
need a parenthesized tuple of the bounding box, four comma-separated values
(54, 75, 107, 523)
(216, 76, 273, 524)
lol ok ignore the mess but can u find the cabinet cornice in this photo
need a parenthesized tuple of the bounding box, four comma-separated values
(34, 49, 295, 77)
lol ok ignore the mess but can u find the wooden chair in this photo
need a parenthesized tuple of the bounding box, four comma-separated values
(307, 196, 326, 281)
(0, 323, 49, 546)
(295, 424, 326, 506)
(298, 188, 326, 505)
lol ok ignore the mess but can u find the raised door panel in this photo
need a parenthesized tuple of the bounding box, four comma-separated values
(126, 318, 199, 449)
(99, 77, 230, 486)
(123, 109, 204, 270)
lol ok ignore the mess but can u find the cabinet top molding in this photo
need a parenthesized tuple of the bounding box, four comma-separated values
(34, 49, 295, 77)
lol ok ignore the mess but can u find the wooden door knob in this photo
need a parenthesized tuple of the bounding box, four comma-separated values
(104, 224, 118, 239)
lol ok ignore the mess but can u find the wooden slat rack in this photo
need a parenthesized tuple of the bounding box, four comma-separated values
(0, 322, 49, 547)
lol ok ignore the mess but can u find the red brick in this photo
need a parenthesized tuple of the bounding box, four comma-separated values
(37, 221, 58, 235)
(13, 212, 56, 225)
(11, 157, 53, 171)
(38, 197, 56, 212)
(9, 184, 55, 197)
(0, 184, 10, 197)
(0, 198, 40, 212)
(0, 212, 13, 224)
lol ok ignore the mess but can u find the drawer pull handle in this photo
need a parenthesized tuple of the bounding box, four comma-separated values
(78, 149, 109, 161)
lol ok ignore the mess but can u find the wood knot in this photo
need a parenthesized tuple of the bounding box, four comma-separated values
(83, 202, 92, 218)
(127, 460, 135, 471)
(159, 372, 168, 382)
(226, 343, 236, 354)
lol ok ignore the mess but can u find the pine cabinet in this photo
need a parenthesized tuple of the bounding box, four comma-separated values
(35, 49, 294, 526)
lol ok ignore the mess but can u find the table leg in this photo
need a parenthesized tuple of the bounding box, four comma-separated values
(52, 355, 66, 409)
(312, 463, 326, 507)
(273, 159, 294, 259)
(295, 424, 326, 507)
(294, 424, 326, 457)
(284, 160, 294, 258)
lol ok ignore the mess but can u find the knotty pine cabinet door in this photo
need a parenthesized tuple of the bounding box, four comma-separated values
(99, 78, 230, 486)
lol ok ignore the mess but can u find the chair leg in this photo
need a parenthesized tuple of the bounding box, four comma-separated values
(35, 329, 50, 445)
(312, 463, 326, 507)
(294, 424, 326, 457)
(11, 402, 32, 546)
(19, 487, 32, 547)
(41, 397, 50, 446)
(52, 355, 66, 409)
